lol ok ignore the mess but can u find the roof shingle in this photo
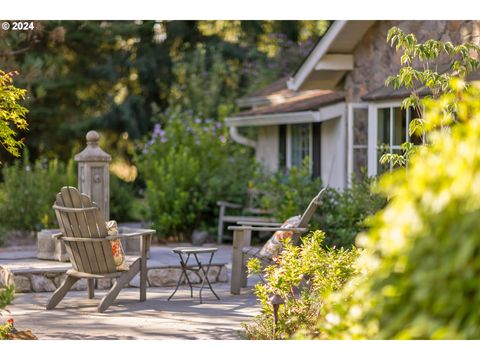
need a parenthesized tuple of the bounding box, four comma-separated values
(236, 89, 345, 117)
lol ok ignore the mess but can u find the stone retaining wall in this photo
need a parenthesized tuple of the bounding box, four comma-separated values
(0, 264, 228, 293)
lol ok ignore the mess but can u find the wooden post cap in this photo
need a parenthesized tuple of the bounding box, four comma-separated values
(86, 130, 100, 145)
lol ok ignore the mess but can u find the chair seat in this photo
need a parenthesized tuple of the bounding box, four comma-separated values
(242, 246, 274, 264)
(66, 256, 141, 279)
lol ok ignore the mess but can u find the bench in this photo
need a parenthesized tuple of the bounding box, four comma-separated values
(216, 201, 275, 244)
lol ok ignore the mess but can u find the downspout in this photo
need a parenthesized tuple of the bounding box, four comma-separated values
(229, 126, 257, 148)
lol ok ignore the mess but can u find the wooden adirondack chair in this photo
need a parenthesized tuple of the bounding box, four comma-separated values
(46, 186, 154, 313)
(228, 188, 326, 294)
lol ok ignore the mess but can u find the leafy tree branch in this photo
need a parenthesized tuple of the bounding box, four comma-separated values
(0, 70, 28, 160)
(380, 27, 480, 168)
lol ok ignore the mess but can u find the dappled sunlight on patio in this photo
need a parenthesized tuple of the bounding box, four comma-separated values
(7, 284, 260, 340)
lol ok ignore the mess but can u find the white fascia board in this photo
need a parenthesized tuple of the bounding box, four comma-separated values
(287, 20, 348, 91)
(318, 102, 346, 122)
(226, 103, 346, 128)
(315, 54, 354, 71)
(225, 111, 319, 127)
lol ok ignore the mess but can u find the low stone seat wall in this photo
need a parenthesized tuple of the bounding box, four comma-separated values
(0, 260, 228, 293)
(0, 244, 232, 293)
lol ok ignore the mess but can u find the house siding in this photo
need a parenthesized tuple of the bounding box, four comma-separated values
(256, 125, 279, 173)
(321, 116, 346, 188)
(345, 20, 480, 103)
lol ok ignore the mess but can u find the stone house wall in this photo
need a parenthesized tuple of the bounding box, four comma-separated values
(345, 20, 480, 103)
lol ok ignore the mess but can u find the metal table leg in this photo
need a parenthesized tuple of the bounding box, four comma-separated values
(168, 248, 221, 303)
(168, 253, 191, 301)
(195, 252, 220, 304)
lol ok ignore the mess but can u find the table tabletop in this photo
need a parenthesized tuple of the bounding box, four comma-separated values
(171, 247, 218, 254)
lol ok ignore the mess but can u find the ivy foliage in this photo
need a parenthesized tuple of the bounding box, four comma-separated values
(0, 70, 28, 159)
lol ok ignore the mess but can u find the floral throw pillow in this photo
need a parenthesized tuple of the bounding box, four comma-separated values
(106, 220, 128, 271)
(257, 215, 301, 260)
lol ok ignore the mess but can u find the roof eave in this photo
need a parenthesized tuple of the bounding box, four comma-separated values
(226, 98, 346, 127)
(226, 111, 320, 127)
(287, 20, 349, 92)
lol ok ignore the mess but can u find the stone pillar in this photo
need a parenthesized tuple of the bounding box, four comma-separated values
(74, 130, 112, 220)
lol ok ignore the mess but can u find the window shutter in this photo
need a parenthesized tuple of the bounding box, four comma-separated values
(312, 122, 321, 178)
(279, 124, 287, 172)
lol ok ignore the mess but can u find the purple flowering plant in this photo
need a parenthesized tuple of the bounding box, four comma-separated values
(138, 109, 255, 238)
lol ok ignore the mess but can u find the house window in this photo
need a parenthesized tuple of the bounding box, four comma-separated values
(369, 103, 422, 175)
(280, 123, 313, 171)
(290, 123, 311, 167)
(348, 104, 369, 181)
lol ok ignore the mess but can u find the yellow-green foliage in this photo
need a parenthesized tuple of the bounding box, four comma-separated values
(0, 286, 14, 309)
(0, 286, 15, 340)
(244, 230, 359, 339)
(0, 70, 28, 159)
(305, 80, 480, 340)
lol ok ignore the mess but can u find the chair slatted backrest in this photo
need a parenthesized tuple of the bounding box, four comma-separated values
(291, 188, 326, 245)
(53, 186, 116, 274)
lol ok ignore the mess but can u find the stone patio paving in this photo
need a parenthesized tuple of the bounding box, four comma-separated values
(1, 243, 262, 339)
(6, 284, 259, 339)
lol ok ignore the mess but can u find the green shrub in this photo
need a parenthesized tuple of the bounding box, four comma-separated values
(138, 110, 255, 239)
(303, 81, 480, 340)
(0, 151, 76, 235)
(109, 174, 136, 222)
(0, 286, 14, 310)
(254, 158, 322, 221)
(0, 286, 15, 340)
(254, 162, 386, 248)
(319, 176, 387, 248)
(0, 70, 28, 159)
(244, 230, 359, 339)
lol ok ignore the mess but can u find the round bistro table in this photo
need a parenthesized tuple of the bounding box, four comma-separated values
(167, 247, 221, 304)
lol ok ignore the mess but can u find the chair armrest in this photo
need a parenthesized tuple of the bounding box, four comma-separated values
(60, 230, 156, 242)
(118, 227, 156, 236)
(52, 232, 63, 239)
(217, 201, 243, 209)
(228, 225, 308, 232)
(116, 229, 156, 240)
(236, 221, 283, 226)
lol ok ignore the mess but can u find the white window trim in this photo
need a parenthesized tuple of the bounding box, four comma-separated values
(368, 101, 413, 176)
(286, 123, 313, 170)
(347, 102, 369, 183)
(309, 123, 313, 174)
(286, 124, 292, 169)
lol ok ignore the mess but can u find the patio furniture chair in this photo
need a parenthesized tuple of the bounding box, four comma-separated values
(46, 186, 153, 313)
(217, 188, 276, 244)
(228, 188, 326, 294)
